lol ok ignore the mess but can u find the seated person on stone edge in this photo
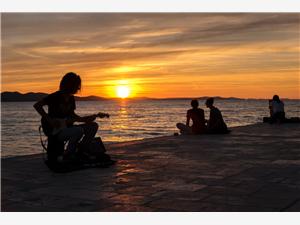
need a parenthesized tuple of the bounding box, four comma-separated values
(269, 94, 285, 123)
(205, 97, 229, 134)
(33, 72, 108, 160)
(176, 99, 206, 135)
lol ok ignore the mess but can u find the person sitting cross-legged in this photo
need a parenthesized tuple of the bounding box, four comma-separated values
(176, 99, 206, 135)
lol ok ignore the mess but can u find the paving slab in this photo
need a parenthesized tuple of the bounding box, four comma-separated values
(1, 123, 300, 212)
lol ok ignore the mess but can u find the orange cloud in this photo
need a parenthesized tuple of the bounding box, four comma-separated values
(2, 13, 299, 99)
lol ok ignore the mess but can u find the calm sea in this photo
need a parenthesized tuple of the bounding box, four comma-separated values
(1, 99, 299, 158)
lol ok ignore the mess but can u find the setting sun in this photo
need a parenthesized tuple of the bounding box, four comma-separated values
(117, 86, 130, 98)
(2, 14, 299, 99)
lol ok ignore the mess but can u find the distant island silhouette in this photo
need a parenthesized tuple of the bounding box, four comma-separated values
(1, 91, 107, 102)
(0, 91, 298, 102)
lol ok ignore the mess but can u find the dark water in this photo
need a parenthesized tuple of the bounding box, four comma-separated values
(1, 99, 299, 157)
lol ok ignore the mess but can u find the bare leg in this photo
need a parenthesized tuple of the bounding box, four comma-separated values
(176, 123, 192, 135)
(57, 126, 84, 154)
(77, 122, 99, 149)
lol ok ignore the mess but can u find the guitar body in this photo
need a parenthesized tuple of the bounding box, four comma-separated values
(41, 117, 52, 136)
(41, 117, 67, 136)
(41, 112, 109, 136)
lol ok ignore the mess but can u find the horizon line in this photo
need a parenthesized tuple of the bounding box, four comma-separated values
(1, 91, 299, 100)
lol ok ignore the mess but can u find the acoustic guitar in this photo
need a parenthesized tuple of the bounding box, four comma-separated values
(41, 112, 109, 136)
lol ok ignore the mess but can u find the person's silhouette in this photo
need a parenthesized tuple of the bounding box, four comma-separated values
(205, 97, 229, 134)
(269, 95, 285, 123)
(34, 72, 106, 159)
(176, 99, 206, 135)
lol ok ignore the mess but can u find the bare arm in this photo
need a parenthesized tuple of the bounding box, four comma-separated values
(34, 99, 65, 129)
(33, 99, 51, 123)
(186, 112, 191, 126)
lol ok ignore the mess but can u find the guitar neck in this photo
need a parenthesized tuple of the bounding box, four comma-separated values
(96, 112, 109, 118)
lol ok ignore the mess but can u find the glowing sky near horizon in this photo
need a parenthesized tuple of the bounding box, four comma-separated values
(2, 13, 300, 98)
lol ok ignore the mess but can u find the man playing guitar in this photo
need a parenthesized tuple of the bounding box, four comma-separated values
(34, 72, 109, 158)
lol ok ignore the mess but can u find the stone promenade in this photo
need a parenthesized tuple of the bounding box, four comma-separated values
(2, 123, 300, 211)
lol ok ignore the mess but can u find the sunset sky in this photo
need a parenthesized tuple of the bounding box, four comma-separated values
(2, 13, 299, 99)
